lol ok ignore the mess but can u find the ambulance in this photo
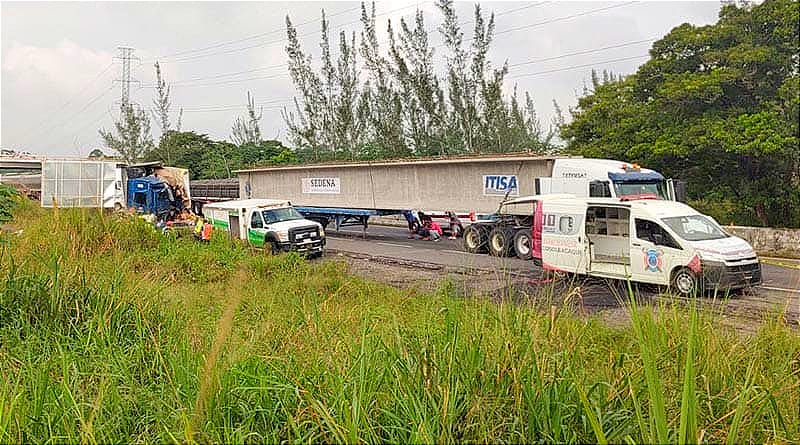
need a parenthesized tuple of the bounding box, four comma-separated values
(202, 199, 326, 256)
(530, 196, 761, 295)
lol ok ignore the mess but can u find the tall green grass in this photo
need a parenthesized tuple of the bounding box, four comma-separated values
(0, 208, 798, 443)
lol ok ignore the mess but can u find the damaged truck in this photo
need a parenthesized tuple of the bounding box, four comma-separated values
(40, 159, 191, 221)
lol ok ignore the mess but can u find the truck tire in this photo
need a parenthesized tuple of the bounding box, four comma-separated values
(463, 225, 488, 254)
(513, 229, 533, 260)
(671, 268, 702, 297)
(488, 227, 515, 257)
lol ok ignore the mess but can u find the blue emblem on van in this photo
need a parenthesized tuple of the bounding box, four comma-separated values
(644, 248, 663, 272)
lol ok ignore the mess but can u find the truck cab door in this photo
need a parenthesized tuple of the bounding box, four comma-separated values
(247, 211, 266, 246)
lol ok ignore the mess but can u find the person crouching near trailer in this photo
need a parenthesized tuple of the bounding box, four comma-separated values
(447, 212, 463, 240)
(421, 219, 443, 242)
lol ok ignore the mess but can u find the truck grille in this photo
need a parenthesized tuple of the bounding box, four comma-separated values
(289, 225, 320, 243)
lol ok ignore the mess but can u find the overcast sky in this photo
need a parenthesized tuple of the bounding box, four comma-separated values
(1, 0, 722, 156)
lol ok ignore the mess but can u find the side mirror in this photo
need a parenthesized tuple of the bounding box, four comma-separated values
(675, 181, 687, 202)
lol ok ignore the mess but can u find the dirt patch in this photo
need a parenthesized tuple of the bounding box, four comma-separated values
(325, 250, 798, 333)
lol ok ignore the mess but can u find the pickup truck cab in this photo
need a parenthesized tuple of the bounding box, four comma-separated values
(531, 196, 761, 296)
(203, 199, 325, 256)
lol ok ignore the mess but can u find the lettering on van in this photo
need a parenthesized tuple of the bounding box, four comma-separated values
(483, 175, 519, 196)
(302, 177, 340, 194)
(561, 171, 587, 179)
(542, 238, 582, 256)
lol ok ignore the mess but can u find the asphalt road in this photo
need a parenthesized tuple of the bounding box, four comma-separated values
(326, 224, 800, 297)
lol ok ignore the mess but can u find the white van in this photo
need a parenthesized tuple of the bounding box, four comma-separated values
(203, 199, 325, 256)
(530, 196, 761, 295)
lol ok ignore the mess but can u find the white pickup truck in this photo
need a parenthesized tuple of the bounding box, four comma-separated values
(202, 199, 325, 257)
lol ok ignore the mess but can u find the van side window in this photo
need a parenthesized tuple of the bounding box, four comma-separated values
(586, 206, 629, 237)
(635, 218, 680, 249)
(251, 212, 264, 229)
(589, 181, 612, 198)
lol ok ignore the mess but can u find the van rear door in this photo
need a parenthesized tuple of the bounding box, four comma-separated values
(539, 201, 587, 274)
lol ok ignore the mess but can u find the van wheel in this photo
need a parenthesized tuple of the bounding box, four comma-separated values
(463, 225, 488, 253)
(488, 227, 515, 257)
(672, 268, 702, 297)
(513, 229, 533, 260)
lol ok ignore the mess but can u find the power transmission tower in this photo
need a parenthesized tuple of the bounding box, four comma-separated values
(113, 46, 140, 108)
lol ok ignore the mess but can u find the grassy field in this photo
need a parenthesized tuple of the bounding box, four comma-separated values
(0, 200, 798, 443)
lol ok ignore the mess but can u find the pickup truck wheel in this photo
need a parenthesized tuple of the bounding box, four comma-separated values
(265, 240, 281, 255)
(513, 229, 533, 260)
(488, 227, 515, 257)
(463, 225, 488, 253)
(672, 268, 702, 297)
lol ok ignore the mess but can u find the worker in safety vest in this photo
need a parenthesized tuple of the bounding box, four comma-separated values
(201, 221, 213, 242)
(194, 217, 204, 239)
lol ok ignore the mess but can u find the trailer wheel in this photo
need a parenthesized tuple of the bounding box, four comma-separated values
(671, 268, 702, 297)
(488, 227, 515, 257)
(513, 229, 533, 260)
(463, 225, 488, 253)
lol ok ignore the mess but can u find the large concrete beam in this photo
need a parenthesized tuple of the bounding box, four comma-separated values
(237, 156, 562, 214)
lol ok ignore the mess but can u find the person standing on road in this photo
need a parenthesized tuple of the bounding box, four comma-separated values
(403, 210, 420, 239)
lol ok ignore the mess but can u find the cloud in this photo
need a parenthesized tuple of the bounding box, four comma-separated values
(2, 40, 114, 93)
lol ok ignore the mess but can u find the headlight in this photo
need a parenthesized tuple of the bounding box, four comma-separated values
(698, 251, 726, 263)
(318, 226, 325, 237)
(276, 230, 289, 242)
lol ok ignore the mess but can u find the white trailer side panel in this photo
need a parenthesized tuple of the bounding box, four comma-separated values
(238, 156, 560, 214)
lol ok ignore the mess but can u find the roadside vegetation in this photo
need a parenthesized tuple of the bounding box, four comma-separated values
(1, 204, 798, 443)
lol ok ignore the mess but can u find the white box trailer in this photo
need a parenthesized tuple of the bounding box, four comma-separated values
(41, 159, 126, 208)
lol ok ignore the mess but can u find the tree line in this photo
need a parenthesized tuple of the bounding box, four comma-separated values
(283, 0, 560, 161)
(561, 0, 799, 227)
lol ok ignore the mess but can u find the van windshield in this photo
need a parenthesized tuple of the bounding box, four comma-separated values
(613, 181, 668, 199)
(262, 207, 304, 224)
(661, 215, 729, 241)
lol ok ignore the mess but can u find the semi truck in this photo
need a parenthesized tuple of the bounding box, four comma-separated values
(40, 159, 191, 221)
(202, 199, 326, 256)
(525, 195, 760, 296)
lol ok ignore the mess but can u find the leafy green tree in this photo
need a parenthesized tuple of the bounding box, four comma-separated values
(99, 104, 155, 163)
(561, 0, 799, 227)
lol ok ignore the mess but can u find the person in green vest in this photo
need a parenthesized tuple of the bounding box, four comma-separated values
(194, 217, 204, 240)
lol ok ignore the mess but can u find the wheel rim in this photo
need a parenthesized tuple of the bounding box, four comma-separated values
(491, 234, 503, 252)
(676, 272, 695, 294)
(466, 231, 479, 248)
(516, 235, 530, 256)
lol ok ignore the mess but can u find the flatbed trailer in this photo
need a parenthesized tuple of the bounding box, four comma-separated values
(294, 206, 403, 234)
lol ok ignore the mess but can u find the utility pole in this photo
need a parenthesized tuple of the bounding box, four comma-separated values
(113, 46, 139, 109)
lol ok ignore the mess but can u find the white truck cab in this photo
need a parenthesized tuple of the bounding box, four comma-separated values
(536, 158, 681, 201)
(532, 196, 761, 295)
(202, 199, 325, 256)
